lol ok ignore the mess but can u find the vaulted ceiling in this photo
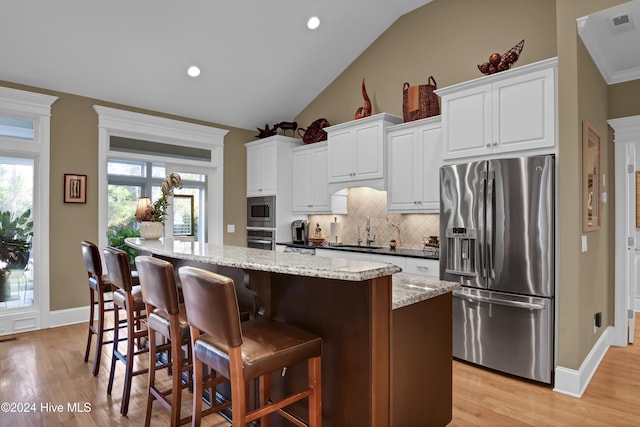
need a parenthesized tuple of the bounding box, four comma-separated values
(0, 0, 432, 130)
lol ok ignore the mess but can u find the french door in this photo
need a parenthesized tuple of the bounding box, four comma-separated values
(0, 87, 56, 335)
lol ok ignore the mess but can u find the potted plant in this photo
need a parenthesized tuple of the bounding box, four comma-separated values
(0, 208, 33, 270)
(135, 173, 182, 239)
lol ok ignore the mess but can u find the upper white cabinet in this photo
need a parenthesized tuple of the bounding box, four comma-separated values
(245, 135, 301, 197)
(325, 113, 402, 191)
(387, 116, 442, 213)
(436, 58, 557, 161)
(292, 142, 331, 213)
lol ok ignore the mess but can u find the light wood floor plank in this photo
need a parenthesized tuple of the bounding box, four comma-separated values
(2, 315, 640, 425)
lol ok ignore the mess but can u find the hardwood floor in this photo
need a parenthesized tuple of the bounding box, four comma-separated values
(1, 316, 639, 426)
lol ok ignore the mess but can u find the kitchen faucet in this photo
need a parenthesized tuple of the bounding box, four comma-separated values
(365, 215, 376, 246)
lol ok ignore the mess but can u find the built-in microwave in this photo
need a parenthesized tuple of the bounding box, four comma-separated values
(247, 196, 275, 228)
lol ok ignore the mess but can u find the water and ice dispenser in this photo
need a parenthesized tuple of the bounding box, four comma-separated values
(444, 228, 477, 277)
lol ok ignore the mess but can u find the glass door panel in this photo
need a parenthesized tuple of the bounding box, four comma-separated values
(0, 157, 34, 310)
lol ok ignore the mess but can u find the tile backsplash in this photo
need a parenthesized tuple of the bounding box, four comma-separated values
(308, 187, 439, 249)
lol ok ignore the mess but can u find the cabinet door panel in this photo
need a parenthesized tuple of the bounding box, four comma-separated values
(260, 142, 278, 194)
(442, 88, 491, 160)
(292, 150, 313, 211)
(388, 130, 418, 211)
(310, 147, 330, 210)
(494, 69, 554, 153)
(328, 129, 354, 182)
(419, 125, 442, 212)
(354, 123, 384, 179)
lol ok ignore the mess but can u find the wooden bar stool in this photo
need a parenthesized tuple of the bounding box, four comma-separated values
(179, 266, 322, 427)
(80, 240, 123, 376)
(103, 246, 148, 416)
(135, 255, 193, 427)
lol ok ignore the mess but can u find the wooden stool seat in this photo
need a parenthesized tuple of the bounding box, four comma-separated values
(179, 266, 323, 427)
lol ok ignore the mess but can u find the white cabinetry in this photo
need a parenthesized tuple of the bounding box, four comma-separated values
(246, 135, 302, 197)
(436, 58, 557, 161)
(292, 142, 331, 213)
(404, 258, 439, 278)
(387, 116, 442, 213)
(325, 113, 402, 191)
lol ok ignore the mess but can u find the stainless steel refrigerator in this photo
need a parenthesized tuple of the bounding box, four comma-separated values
(440, 155, 555, 384)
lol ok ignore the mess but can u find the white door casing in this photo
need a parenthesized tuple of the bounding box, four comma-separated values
(610, 115, 640, 346)
(0, 86, 57, 335)
(94, 106, 228, 250)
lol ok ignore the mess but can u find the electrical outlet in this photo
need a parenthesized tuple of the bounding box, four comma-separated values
(594, 312, 602, 334)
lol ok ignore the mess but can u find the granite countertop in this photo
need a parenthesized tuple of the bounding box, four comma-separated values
(126, 238, 401, 281)
(278, 241, 439, 260)
(392, 273, 460, 310)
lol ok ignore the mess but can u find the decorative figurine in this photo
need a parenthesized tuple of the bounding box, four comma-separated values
(256, 123, 278, 138)
(354, 78, 372, 119)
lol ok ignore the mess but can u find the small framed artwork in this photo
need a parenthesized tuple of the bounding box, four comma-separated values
(64, 174, 87, 204)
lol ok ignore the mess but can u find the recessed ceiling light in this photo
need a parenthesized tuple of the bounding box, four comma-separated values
(187, 65, 201, 77)
(307, 16, 320, 30)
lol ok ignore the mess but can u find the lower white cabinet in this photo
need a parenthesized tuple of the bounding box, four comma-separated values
(314, 248, 438, 278)
(403, 258, 439, 278)
(386, 117, 442, 213)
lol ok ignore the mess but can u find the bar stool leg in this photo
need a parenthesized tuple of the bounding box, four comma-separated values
(107, 303, 120, 396)
(121, 312, 136, 416)
(259, 374, 271, 427)
(192, 355, 204, 427)
(84, 288, 96, 366)
(308, 356, 322, 427)
(144, 330, 157, 427)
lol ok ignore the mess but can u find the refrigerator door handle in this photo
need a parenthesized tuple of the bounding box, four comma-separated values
(453, 290, 546, 310)
(487, 173, 495, 280)
(479, 174, 487, 279)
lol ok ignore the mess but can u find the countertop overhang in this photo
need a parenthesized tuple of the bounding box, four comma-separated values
(125, 238, 401, 281)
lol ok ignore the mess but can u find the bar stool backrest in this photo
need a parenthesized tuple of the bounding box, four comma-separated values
(81, 240, 102, 278)
(179, 266, 243, 348)
(103, 247, 134, 292)
(135, 256, 180, 315)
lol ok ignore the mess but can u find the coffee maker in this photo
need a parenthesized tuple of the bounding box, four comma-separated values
(291, 220, 310, 244)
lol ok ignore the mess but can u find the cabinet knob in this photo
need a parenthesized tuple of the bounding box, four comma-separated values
(493, 142, 498, 146)
(486, 143, 491, 148)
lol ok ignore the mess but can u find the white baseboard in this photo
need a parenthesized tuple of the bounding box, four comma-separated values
(553, 325, 612, 398)
(48, 305, 91, 328)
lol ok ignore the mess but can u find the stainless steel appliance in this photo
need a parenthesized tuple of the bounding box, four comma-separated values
(291, 220, 310, 244)
(440, 155, 555, 384)
(246, 228, 274, 250)
(247, 196, 275, 228)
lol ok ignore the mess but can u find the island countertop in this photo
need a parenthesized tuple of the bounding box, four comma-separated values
(126, 238, 458, 310)
(125, 238, 401, 281)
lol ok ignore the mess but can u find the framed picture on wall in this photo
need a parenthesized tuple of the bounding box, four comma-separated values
(64, 174, 87, 204)
(582, 121, 601, 232)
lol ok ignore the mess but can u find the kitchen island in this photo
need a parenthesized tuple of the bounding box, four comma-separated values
(125, 238, 458, 427)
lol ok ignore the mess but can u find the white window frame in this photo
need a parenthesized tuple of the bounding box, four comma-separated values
(94, 106, 227, 251)
(0, 86, 57, 335)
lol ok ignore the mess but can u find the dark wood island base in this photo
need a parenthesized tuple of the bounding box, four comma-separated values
(126, 238, 456, 426)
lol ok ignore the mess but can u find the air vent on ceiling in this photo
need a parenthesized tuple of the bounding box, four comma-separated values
(610, 13, 636, 33)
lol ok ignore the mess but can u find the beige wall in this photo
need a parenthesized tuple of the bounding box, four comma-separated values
(295, 0, 628, 371)
(609, 79, 640, 119)
(0, 80, 254, 311)
(295, 0, 558, 129)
